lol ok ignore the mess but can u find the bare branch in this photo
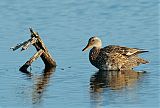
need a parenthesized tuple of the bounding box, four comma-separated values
(26, 49, 44, 65)
(10, 40, 29, 51)
(19, 49, 44, 72)
(21, 37, 37, 51)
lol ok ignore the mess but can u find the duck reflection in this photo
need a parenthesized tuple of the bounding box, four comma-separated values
(90, 70, 145, 92)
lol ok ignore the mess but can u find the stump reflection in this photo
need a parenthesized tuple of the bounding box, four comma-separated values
(90, 70, 145, 92)
(31, 67, 56, 104)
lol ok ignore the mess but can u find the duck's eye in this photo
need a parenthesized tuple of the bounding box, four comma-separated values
(91, 39, 95, 42)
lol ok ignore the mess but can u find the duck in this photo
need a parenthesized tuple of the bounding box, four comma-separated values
(82, 36, 149, 70)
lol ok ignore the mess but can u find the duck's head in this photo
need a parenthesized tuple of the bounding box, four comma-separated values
(82, 36, 102, 51)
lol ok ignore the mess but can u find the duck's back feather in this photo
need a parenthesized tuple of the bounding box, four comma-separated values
(103, 45, 148, 56)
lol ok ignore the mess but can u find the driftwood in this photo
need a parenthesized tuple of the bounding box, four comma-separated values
(11, 28, 56, 73)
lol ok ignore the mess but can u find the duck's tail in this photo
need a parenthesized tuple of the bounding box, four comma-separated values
(131, 50, 149, 64)
(135, 50, 149, 55)
(138, 58, 149, 64)
(128, 56, 149, 67)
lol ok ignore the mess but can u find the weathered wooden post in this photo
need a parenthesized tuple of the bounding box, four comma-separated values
(11, 28, 56, 73)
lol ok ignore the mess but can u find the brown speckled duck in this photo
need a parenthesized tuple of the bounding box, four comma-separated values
(82, 36, 149, 70)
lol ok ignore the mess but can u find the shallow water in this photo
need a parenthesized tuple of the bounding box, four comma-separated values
(0, 0, 159, 108)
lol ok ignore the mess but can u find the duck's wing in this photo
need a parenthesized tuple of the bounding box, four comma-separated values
(104, 52, 148, 70)
(103, 45, 148, 56)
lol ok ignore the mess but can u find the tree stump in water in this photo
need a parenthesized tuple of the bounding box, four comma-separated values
(11, 28, 56, 73)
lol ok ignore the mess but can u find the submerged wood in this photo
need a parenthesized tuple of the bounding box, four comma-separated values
(11, 28, 56, 73)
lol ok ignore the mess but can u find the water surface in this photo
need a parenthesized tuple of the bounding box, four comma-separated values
(0, 0, 159, 108)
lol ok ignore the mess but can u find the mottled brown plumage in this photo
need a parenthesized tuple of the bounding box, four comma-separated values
(82, 36, 149, 70)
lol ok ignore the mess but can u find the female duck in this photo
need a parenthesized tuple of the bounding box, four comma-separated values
(82, 36, 148, 70)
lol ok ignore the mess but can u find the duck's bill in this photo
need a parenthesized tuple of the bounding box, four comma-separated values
(82, 44, 90, 51)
